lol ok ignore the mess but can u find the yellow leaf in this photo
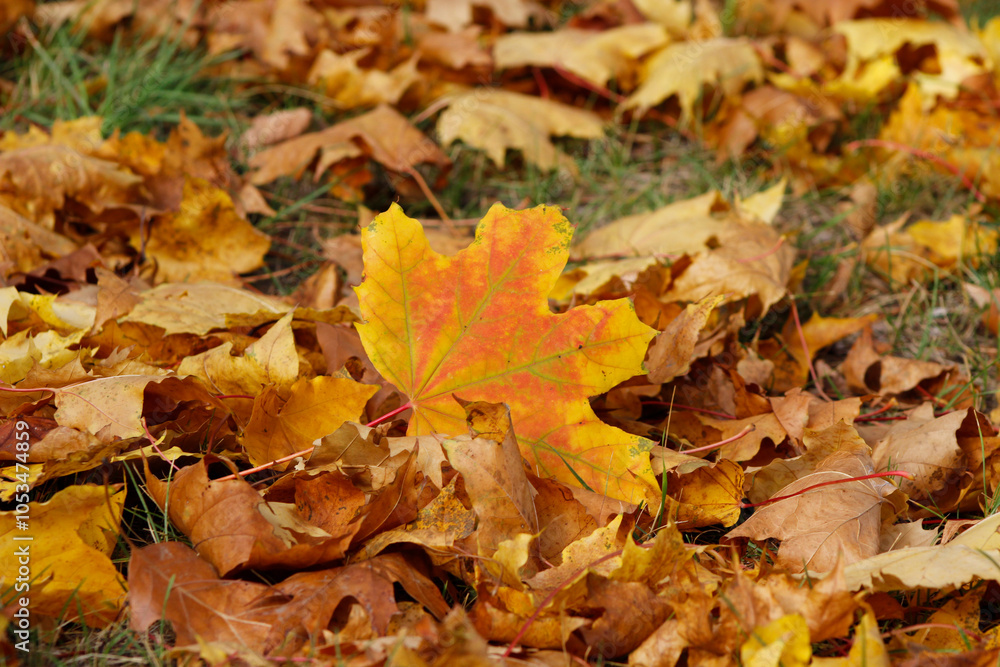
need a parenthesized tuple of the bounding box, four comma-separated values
(0, 485, 126, 626)
(178, 310, 299, 395)
(241, 375, 378, 467)
(437, 89, 604, 171)
(131, 177, 270, 284)
(356, 203, 658, 505)
(494, 24, 668, 87)
(623, 38, 763, 121)
(740, 614, 811, 667)
(122, 282, 290, 336)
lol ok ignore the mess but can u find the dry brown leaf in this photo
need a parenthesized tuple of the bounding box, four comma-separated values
(728, 424, 906, 572)
(872, 404, 997, 515)
(129, 542, 441, 655)
(145, 459, 362, 574)
(444, 401, 538, 559)
(574, 186, 793, 313)
(0, 143, 142, 227)
(647, 295, 724, 384)
(843, 327, 956, 397)
(426, 0, 542, 32)
(417, 26, 492, 70)
(351, 448, 440, 544)
(767, 312, 878, 392)
(697, 411, 788, 462)
(250, 104, 449, 186)
(720, 560, 859, 644)
(238, 107, 312, 154)
(205, 0, 321, 71)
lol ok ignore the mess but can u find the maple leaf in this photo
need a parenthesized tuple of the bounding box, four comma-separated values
(623, 38, 764, 121)
(0, 484, 126, 626)
(145, 459, 363, 574)
(728, 422, 907, 572)
(355, 203, 659, 505)
(134, 177, 270, 284)
(436, 89, 605, 171)
(493, 24, 669, 87)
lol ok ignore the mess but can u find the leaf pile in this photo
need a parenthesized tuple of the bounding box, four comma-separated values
(4, 0, 1000, 665)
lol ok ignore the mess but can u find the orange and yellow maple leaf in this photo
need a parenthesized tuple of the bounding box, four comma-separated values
(355, 203, 658, 505)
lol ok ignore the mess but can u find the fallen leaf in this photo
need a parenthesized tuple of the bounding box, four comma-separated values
(127, 542, 273, 652)
(842, 327, 955, 397)
(145, 459, 362, 574)
(443, 401, 538, 559)
(240, 375, 378, 467)
(647, 295, 724, 384)
(436, 89, 604, 171)
(129, 541, 438, 655)
(0, 484, 125, 625)
(307, 50, 422, 109)
(721, 559, 859, 644)
(426, 0, 541, 32)
(728, 424, 906, 572)
(121, 281, 290, 336)
(133, 177, 270, 284)
(665, 458, 745, 528)
(740, 613, 811, 667)
(833, 19, 987, 104)
(841, 536, 1000, 592)
(176, 310, 300, 397)
(205, 0, 320, 71)
(573, 186, 794, 313)
(249, 104, 450, 187)
(356, 203, 658, 505)
(768, 312, 879, 391)
(871, 404, 994, 515)
(493, 24, 668, 87)
(238, 107, 312, 154)
(623, 37, 764, 121)
(53, 374, 165, 441)
(0, 142, 142, 227)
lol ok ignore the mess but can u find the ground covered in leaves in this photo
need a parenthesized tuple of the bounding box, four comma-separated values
(5, 0, 1000, 665)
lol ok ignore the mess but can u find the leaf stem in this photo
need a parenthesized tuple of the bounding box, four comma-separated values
(790, 299, 830, 402)
(366, 402, 413, 427)
(736, 236, 785, 263)
(216, 403, 413, 482)
(844, 139, 987, 203)
(740, 470, 913, 508)
(681, 424, 754, 455)
(501, 549, 624, 658)
(855, 401, 896, 420)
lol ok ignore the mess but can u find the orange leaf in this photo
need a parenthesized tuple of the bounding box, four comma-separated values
(240, 375, 378, 467)
(145, 460, 361, 574)
(356, 203, 658, 505)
